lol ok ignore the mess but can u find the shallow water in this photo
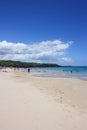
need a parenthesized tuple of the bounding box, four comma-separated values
(21, 66, 87, 81)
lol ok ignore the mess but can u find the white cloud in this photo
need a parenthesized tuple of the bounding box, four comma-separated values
(61, 57, 72, 62)
(0, 40, 73, 65)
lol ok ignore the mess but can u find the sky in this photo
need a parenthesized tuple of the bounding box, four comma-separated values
(0, 0, 87, 66)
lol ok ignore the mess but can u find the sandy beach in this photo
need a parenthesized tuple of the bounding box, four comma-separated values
(0, 69, 87, 130)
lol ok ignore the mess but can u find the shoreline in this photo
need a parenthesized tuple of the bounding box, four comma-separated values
(20, 67, 87, 81)
(5, 68, 87, 112)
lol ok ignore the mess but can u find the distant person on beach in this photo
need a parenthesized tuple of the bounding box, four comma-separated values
(28, 68, 30, 72)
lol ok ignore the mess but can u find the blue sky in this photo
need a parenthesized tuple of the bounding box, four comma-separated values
(0, 0, 87, 65)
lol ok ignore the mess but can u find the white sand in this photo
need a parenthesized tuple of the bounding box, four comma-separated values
(0, 69, 87, 130)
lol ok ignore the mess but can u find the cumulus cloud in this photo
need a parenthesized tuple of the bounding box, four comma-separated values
(0, 40, 73, 64)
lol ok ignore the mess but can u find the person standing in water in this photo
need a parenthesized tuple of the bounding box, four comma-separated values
(70, 70, 72, 73)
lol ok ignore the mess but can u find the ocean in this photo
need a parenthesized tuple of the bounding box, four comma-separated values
(22, 66, 87, 81)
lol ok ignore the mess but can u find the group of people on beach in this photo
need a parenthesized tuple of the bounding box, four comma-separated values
(0, 66, 31, 73)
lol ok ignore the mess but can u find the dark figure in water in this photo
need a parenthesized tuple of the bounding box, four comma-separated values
(70, 70, 72, 73)
(28, 68, 30, 72)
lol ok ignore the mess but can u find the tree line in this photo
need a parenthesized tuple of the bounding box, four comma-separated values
(0, 60, 60, 68)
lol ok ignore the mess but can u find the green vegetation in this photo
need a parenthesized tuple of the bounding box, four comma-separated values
(0, 60, 60, 68)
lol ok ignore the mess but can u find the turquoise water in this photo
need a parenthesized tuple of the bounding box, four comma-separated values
(22, 66, 87, 80)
